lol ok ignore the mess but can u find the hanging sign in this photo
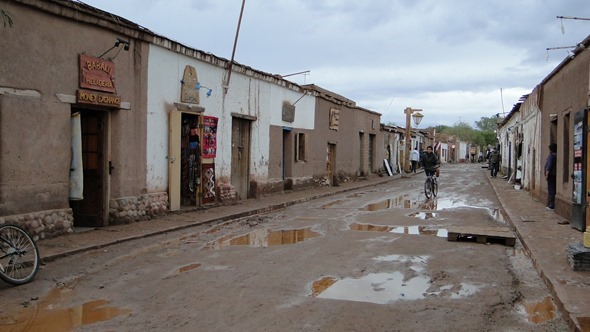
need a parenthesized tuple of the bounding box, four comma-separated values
(202, 116, 218, 158)
(79, 54, 116, 93)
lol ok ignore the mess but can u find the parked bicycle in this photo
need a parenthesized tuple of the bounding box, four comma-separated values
(424, 173, 438, 199)
(0, 223, 40, 285)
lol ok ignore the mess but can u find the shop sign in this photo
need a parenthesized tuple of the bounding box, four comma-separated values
(77, 89, 121, 108)
(79, 54, 116, 93)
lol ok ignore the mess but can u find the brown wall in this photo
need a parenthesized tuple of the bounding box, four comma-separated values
(0, 1, 148, 215)
(540, 50, 590, 217)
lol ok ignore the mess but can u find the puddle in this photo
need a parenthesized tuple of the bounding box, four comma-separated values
(164, 263, 202, 279)
(311, 254, 479, 304)
(179, 263, 201, 273)
(0, 287, 131, 331)
(310, 276, 338, 297)
(350, 223, 447, 238)
(347, 193, 364, 198)
(390, 226, 447, 238)
(204, 227, 321, 249)
(314, 271, 431, 304)
(360, 196, 414, 211)
(319, 200, 346, 209)
(350, 223, 392, 232)
(522, 296, 557, 324)
(407, 212, 439, 219)
(491, 208, 506, 223)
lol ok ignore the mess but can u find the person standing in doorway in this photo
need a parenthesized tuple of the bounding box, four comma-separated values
(489, 148, 500, 178)
(545, 143, 557, 211)
(410, 148, 420, 173)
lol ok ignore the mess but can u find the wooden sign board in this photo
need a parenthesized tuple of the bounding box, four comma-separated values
(181, 65, 199, 104)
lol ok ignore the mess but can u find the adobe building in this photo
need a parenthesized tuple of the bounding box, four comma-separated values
(538, 35, 590, 230)
(0, 0, 158, 239)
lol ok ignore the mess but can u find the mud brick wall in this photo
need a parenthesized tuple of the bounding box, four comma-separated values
(0, 208, 74, 240)
(109, 192, 168, 224)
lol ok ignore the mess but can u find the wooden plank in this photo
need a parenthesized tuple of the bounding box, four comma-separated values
(447, 226, 515, 247)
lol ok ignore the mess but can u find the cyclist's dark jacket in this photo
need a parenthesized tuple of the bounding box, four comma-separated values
(421, 152, 439, 171)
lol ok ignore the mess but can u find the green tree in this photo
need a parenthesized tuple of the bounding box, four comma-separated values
(475, 116, 499, 132)
(434, 125, 449, 133)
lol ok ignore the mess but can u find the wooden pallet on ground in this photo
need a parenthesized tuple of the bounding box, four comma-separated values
(447, 226, 516, 247)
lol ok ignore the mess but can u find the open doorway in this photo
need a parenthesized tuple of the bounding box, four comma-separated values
(70, 108, 107, 227)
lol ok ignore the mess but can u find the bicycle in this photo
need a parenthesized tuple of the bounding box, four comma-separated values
(0, 223, 40, 285)
(424, 171, 438, 199)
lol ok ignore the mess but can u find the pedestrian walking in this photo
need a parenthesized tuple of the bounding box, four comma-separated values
(545, 143, 557, 212)
(410, 148, 420, 173)
(489, 148, 500, 178)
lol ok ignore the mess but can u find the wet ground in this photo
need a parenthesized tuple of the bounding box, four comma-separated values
(0, 164, 568, 331)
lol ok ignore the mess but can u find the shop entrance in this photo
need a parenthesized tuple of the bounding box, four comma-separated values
(70, 108, 107, 227)
(169, 111, 203, 210)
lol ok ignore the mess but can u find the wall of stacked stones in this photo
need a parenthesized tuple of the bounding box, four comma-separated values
(0, 209, 74, 241)
(109, 192, 169, 224)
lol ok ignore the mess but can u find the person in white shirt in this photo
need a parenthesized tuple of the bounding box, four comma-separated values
(410, 148, 420, 173)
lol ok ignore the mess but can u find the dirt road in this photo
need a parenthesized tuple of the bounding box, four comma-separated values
(0, 164, 568, 331)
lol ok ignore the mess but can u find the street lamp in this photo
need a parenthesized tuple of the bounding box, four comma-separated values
(404, 107, 424, 175)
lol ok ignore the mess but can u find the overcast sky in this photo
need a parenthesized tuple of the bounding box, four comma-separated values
(79, 0, 590, 128)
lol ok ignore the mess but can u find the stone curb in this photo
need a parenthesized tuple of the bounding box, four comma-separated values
(487, 175, 580, 332)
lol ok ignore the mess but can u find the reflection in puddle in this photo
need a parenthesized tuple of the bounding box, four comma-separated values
(390, 226, 447, 238)
(319, 200, 346, 209)
(360, 196, 414, 211)
(179, 263, 201, 273)
(315, 271, 431, 304)
(0, 288, 131, 331)
(311, 254, 480, 304)
(408, 212, 439, 219)
(347, 193, 364, 198)
(522, 296, 557, 324)
(311, 276, 338, 297)
(350, 223, 392, 232)
(204, 228, 321, 249)
(350, 223, 447, 238)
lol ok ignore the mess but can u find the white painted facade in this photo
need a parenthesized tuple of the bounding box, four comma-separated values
(459, 141, 468, 162)
(519, 88, 542, 192)
(497, 112, 519, 180)
(440, 143, 449, 163)
(145, 44, 315, 192)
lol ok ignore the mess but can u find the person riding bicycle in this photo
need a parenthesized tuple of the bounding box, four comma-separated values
(421, 145, 440, 178)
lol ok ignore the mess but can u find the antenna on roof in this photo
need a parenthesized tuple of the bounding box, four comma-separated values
(556, 16, 590, 34)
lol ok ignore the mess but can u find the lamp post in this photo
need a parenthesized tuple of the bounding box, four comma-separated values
(403, 107, 424, 175)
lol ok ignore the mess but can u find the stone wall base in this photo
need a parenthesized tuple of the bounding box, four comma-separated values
(217, 183, 237, 204)
(109, 192, 168, 225)
(0, 208, 74, 240)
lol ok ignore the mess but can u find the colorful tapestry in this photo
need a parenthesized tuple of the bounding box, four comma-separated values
(202, 163, 216, 204)
(202, 116, 218, 158)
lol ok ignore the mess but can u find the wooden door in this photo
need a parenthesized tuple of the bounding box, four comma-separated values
(70, 110, 105, 227)
(231, 118, 251, 200)
(168, 111, 182, 211)
(327, 143, 336, 186)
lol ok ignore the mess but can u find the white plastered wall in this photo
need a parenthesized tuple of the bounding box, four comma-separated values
(145, 44, 315, 191)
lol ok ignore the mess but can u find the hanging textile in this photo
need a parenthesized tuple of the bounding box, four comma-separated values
(202, 116, 218, 158)
(69, 112, 84, 200)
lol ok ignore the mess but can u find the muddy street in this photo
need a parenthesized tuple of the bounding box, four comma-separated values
(0, 164, 568, 331)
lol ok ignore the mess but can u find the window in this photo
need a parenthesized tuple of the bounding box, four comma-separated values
(295, 132, 307, 162)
